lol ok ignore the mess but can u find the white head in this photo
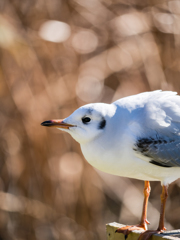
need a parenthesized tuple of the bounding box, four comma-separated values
(41, 103, 116, 144)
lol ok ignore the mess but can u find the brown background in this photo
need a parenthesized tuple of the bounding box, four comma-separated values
(1, 0, 180, 239)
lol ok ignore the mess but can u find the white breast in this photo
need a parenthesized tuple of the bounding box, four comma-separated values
(80, 134, 180, 185)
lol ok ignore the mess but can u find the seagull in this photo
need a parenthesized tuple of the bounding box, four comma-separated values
(41, 90, 180, 240)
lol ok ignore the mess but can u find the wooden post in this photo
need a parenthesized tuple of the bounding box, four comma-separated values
(106, 222, 180, 240)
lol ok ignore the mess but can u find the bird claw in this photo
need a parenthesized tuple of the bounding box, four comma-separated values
(145, 219, 150, 225)
(115, 225, 146, 239)
(138, 230, 164, 240)
(116, 227, 165, 240)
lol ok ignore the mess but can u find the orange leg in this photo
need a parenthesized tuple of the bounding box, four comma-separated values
(139, 181, 151, 228)
(138, 185, 168, 240)
(157, 185, 168, 231)
(116, 181, 151, 238)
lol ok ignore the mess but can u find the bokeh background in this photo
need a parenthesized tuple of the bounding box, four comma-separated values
(1, 0, 180, 239)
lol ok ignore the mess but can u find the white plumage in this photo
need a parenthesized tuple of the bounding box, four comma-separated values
(41, 90, 180, 239)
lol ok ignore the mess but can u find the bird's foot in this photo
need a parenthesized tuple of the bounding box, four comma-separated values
(115, 222, 149, 240)
(138, 228, 166, 240)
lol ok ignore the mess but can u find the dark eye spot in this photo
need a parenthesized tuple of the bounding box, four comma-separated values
(99, 118, 106, 129)
(82, 117, 91, 124)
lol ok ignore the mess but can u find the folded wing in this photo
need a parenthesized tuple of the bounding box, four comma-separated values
(133, 91, 180, 167)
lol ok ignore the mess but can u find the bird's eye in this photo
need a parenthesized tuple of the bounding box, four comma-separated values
(82, 117, 91, 124)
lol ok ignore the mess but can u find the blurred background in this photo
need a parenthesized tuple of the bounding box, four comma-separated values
(1, 0, 180, 239)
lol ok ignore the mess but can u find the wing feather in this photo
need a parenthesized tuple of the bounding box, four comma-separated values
(134, 137, 180, 167)
(130, 91, 180, 167)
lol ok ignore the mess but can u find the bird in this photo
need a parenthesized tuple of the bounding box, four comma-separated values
(41, 90, 180, 240)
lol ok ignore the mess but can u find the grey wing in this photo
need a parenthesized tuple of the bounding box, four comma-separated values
(125, 91, 180, 167)
(134, 137, 180, 167)
(133, 91, 180, 167)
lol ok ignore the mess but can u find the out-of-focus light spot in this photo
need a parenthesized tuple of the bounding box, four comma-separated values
(0, 16, 17, 48)
(153, 11, 177, 34)
(0, 192, 23, 212)
(46, 76, 74, 106)
(74, 0, 98, 8)
(3, 131, 21, 155)
(135, 34, 159, 60)
(120, 40, 141, 68)
(79, 66, 105, 81)
(0, 191, 55, 219)
(154, 13, 174, 25)
(107, 47, 133, 72)
(76, 76, 103, 102)
(6, 156, 24, 178)
(113, 13, 149, 37)
(59, 152, 83, 177)
(169, 1, 180, 14)
(39, 20, 71, 43)
(72, 30, 98, 54)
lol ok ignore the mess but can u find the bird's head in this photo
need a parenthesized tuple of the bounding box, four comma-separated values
(41, 103, 116, 144)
